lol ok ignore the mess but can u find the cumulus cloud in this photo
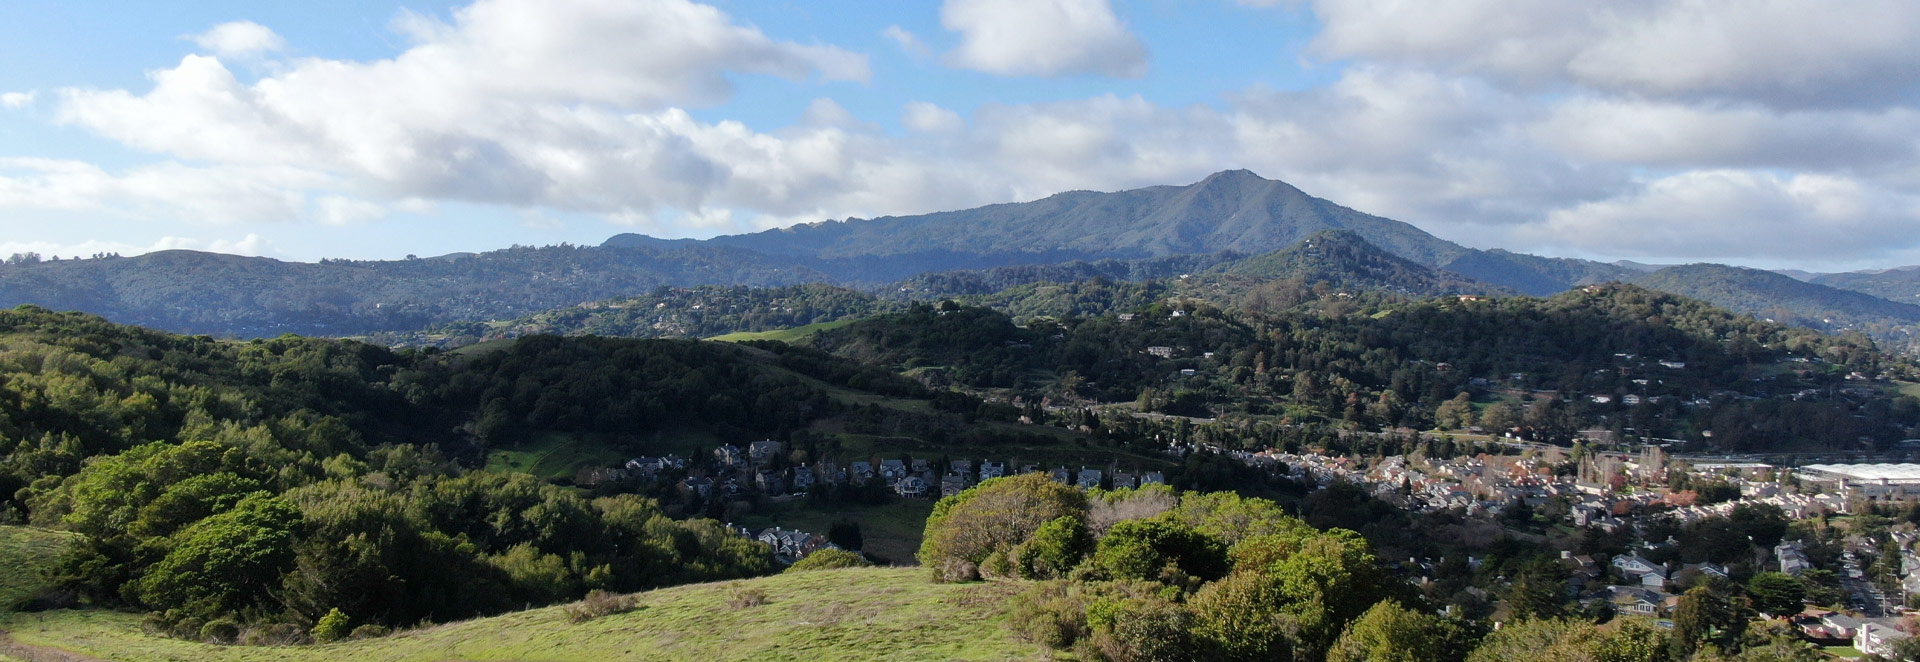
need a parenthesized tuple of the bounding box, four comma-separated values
(1522, 171, 1920, 260)
(1, 91, 35, 109)
(941, 0, 1147, 77)
(1300, 0, 1920, 107)
(188, 20, 285, 58)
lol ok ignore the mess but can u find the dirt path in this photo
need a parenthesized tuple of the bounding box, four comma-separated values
(0, 629, 106, 662)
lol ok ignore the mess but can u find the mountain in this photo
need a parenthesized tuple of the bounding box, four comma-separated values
(1632, 263, 1920, 352)
(608, 169, 1621, 293)
(0, 245, 829, 337)
(0, 170, 1786, 337)
(1812, 266, 1920, 306)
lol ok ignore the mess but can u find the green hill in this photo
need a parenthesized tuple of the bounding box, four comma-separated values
(1218, 229, 1499, 296)
(0, 568, 1043, 662)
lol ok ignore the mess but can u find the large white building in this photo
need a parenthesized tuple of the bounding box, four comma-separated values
(1798, 464, 1920, 501)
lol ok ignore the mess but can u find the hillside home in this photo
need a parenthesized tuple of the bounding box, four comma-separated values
(748, 440, 784, 466)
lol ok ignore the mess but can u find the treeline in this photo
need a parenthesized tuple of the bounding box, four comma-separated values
(917, 476, 1826, 662)
(806, 286, 1920, 450)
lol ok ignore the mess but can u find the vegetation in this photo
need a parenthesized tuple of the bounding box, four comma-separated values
(0, 568, 1048, 661)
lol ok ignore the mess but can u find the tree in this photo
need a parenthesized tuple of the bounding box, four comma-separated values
(134, 493, 300, 620)
(1671, 586, 1743, 658)
(1479, 401, 1519, 434)
(1747, 572, 1806, 617)
(311, 607, 350, 643)
(1506, 556, 1569, 620)
(1328, 600, 1471, 662)
(1015, 516, 1091, 579)
(1093, 517, 1228, 583)
(918, 474, 1088, 582)
(827, 520, 863, 551)
(1434, 393, 1475, 431)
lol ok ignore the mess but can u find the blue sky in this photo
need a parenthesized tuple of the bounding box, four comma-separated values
(3, 0, 1918, 270)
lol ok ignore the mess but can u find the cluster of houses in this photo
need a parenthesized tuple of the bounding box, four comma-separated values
(593, 440, 1170, 503)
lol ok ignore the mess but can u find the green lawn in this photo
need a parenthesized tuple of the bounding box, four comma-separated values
(0, 568, 1047, 662)
(733, 499, 936, 565)
(1824, 645, 1864, 658)
(0, 525, 81, 613)
(707, 318, 858, 343)
(483, 432, 630, 480)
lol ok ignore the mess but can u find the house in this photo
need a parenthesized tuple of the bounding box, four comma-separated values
(849, 461, 875, 483)
(1777, 541, 1813, 575)
(747, 440, 784, 466)
(1118, 313, 1137, 321)
(1077, 468, 1104, 489)
(1606, 586, 1669, 616)
(1590, 395, 1614, 404)
(1623, 395, 1643, 406)
(1659, 360, 1687, 369)
(1820, 613, 1862, 639)
(755, 469, 785, 495)
(756, 527, 825, 563)
(1179, 369, 1197, 377)
(1146, 346, 1174, 358)
(713, 444, 745, 468)
(680, 476, 714, 499)
(880, 459, 908, 483)
(950, 459, 973, 477)
(980, 461, 1007, 480)
(1112, 471, 1138, 489)
(941, 473, 971, 498)
(1142, 471, 1166, 486)
(1050, 467, 1072, 485)
(1857, 622, 1912, 658)
(791, 466, 817, 493)
(895, 475, 930, 498)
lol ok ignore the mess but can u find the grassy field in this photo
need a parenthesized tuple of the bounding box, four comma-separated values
(0, 568, 1047, 662)
(733, 499, 936, 565)
(483, 431, 631, 480)
(708, 319, 858, 343)
(0, 525, 80, 614)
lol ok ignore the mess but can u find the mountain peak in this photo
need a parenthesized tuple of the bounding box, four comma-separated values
(1194, 169, 1271, 187)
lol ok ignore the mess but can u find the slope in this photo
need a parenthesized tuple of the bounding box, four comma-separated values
(0, 568, 1044, 662)
(1633, 263, 1920, 352)
(1812, 266, 1920, 306)
(1218, 229, 1502, 296)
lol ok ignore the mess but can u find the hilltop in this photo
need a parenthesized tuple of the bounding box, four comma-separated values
(1632, 263, 1920, 354)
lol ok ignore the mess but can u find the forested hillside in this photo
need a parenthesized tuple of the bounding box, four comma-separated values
(1633, 263, 1920, 354)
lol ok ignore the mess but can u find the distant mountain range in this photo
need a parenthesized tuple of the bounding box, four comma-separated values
(2, 169, 1918, 350)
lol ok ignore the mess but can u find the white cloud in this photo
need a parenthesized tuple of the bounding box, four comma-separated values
(0, 233, 277, 260)
(1, 91, 35, 109)
(882, 25, 931, 58)
(188, 20, 285, 58)
(1522, 171, 1920, 260)
(902, 102, 964, 134)
(314, 196, 384, 226)
(941, 0, 1147, 78)
(1299, 0, 1920, 107)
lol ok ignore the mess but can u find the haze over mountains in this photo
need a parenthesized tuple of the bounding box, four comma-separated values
(1, 170, 1915, 350)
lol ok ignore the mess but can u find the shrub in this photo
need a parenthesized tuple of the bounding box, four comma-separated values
(311, 607, 351, 643)
(348, 624, 392, 640)
(785, 548, 870, 573)
(726, 586, 767, 610)
(1015, 515, 1092, 579)
(1092, 518, 1228, 584)
(198, 618, 240, 644)
(242, 623, 307, 646)
(564, 589, 638, 623)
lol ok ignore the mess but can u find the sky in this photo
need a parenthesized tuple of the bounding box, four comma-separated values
(2, 0, 1919, 272)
